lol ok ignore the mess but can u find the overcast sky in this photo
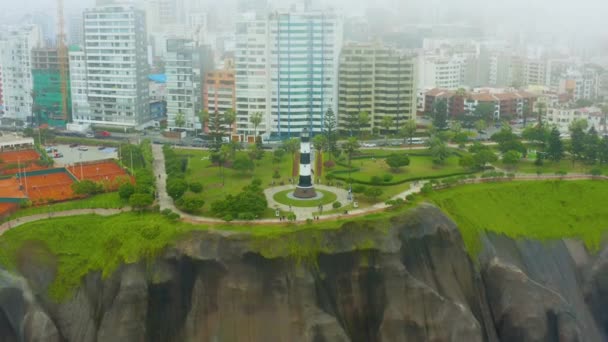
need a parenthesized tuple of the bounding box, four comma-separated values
(1, 0, 606, 42)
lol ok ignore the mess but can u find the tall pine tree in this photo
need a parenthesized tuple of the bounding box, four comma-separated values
(547, 127, 564, 162)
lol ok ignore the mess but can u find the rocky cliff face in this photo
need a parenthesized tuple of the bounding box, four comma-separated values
(1, 205, 608, 342)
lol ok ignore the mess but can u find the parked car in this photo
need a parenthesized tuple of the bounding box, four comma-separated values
(78, 146, 89, 151)
(98, 146, 106, 150)
(362, 143, 377, 147)
(85, 132, 94, 138)
(53, 152, 63, 158)
(69, 143, 78, 148)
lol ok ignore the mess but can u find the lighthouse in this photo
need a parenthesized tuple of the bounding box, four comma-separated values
(293, 128, 317, 198)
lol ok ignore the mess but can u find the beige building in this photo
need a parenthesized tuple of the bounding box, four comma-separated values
(338, 43, 417, 134)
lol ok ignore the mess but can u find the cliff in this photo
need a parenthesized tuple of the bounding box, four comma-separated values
(1, 204, 607, 341)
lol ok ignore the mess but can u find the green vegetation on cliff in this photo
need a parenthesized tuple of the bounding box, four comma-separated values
(430, 180, 608, 255)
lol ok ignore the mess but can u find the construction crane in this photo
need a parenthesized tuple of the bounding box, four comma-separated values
(56, 0, 69, 124)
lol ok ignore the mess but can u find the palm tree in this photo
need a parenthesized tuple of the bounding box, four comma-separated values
(401, 119, 417, 149)
(358, 111, 370, 138)
(224, 109, 237, 137)
(342, 137, 360, 185)
(381, 116, 392, 143)
(250, 112, 263, 142)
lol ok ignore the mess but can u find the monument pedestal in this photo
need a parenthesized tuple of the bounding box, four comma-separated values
(293, 186, 317, 199)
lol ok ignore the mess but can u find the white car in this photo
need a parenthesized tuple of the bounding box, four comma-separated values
(78, 146, 89, 151)
(362, 143, 377, 147)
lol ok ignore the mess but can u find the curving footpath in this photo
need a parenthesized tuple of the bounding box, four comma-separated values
(0, 208, 127, 236)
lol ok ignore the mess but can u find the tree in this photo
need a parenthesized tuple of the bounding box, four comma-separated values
(273, 148, 285, 165)
(174, 110, 186, 128)
(118, 182, 135, 200)
(224, 109, 237, 135)
(250, 112, 263, 139)
(535, 102, 546, 125)
(166, 178, 188, 199)
(342, 137, 360, 167)
(233, 155, 255, 174)
(209, 110, 224, 151)
(474, 102, 495, 123)
(599, 135, 608, 165)
(247, 143, 264, 161)
(281, 138, 300, 177)
(432, 99, 448, 130)
(475, 119, 487, 133)
(189, 182, 203, 193)
(358, 111, 371, 137)
(129, 193, 153, 212)
(198, 109, 209, 133)
(323, 108, 338, 158)
(547, 128, 564, 162)
(427, 137, 450, 165)
(211, 179, 267, 220)
(401, 119, 417, 148)
(473, 149, 498, 169)
(569, 119, 588, 164)
(385, 153, 410, 172)
(381, 116, 393, 139)
(502, 150, 522, 170)
(583, 126, 600, 163)
(492, 127, 526, 154)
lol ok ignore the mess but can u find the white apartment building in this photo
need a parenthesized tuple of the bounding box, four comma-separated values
(69, 46, 91, 122)
(523, 59, 547, 86)
(83, 4, 150, 128)
(268, 8, 343, 137)
(235, 12, 271, 138)
(165, 38, 203, 131)
(546, 106, 605, 133)
(417, 54, 466, 90)
(0, 25, 41, 122)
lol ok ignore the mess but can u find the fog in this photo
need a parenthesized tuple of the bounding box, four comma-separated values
(0, 0, 606, 50)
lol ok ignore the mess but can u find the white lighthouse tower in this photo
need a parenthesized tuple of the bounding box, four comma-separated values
(294, 128, 316, 198)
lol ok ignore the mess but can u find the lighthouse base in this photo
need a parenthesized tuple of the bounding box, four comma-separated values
(293, 186, 317, 199)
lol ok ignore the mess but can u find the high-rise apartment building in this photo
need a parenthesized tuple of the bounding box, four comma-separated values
(31, 48, 71, 127)
(417, 54, 466, 90)
(235, 7, 343, 140)
(203, 69, 236, 136)
(0, 25, 41, 123)
(69, 46, 91, 123)
(268, 8, 343, 138)
(235, 12, 270, 138)
(338, 43, 416, 134)
(165, 38, 203, 131)
(82, 4, 150, 128)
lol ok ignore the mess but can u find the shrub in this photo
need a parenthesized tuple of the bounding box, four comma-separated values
(176, 194, 205, 214)
(129, 193, 153, 211)
(590, 168, 602, 176)
(364, 187, 383, 200)
(118, 182, 135, 200)
(556, 170, 568, 176)
(323, 160, 336, 169)
(370, 175, 382, 185)
(332, 201, 342, 209)
(72, 180, 103, 196)
(383, 174, 394, 182)
(405, 194, 415, 201)
(189, 182, 203, 193)
(272, 169, 281, 179)
(166, 178, 188, 200)
(420, 183, 434, 194)
(161, 208, 172, 216)
(385, 153, 410, 171)
(167, 212, 180, 221)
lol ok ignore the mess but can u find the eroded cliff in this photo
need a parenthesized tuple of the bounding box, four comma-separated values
(1, 205, 607, 341)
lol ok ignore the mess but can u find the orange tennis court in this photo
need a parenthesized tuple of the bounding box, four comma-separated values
(0, 150, 40, 164)
(24, 172, 76, 203)
(0, 178, 27, 199)
(68, 160, 131, 191)
(0, 203, 18, 218)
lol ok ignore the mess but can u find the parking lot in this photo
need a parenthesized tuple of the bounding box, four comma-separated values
(47, 144, 118, 166)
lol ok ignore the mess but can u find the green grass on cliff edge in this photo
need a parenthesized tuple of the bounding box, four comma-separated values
(0, 209, 404, 301)
(429, 180, 608, 256)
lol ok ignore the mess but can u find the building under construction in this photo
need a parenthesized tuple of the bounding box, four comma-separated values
(32, 48, 71, 128)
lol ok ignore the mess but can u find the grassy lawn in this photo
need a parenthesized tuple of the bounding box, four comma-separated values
(3, 192, 125, 222)
(0, 208, 408, 300)
(272, 189, 338, 207)
(174, 149, 293, 214)
(330, 152, 466, 184)
(507, 159, 608, 175)
(429, 180, 608, 256)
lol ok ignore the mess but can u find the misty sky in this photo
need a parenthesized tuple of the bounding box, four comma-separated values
(1, 0, 606, 39)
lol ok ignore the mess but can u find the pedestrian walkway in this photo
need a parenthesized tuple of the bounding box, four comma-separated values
(264, 184, 350, 220)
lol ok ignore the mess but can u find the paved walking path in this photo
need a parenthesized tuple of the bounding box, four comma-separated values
(0, 208, 127, 236)
(263, 184, 350, 219)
